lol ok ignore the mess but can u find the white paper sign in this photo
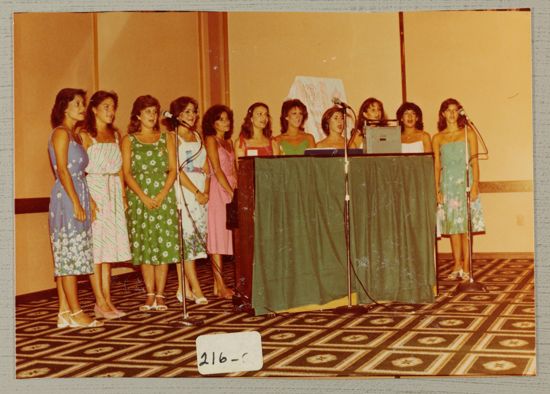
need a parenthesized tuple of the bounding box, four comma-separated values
(195, 331, 263, 375)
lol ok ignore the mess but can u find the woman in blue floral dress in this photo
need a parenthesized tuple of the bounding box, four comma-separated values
(48, 88, 103, 328)
(432, 98, 485, 281)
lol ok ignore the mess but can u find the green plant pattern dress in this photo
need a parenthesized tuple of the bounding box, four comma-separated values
(126, 132, 180, 265)
(439, 140, 485, 235)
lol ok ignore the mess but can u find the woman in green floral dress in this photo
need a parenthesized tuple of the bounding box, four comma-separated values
(433, 98, 485, 282)
(121, 95, 179, 311)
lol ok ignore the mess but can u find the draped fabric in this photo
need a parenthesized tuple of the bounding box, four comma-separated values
(251, 155, 436, 315)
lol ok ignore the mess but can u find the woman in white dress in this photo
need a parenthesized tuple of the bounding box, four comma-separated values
(396, 102, 432, 153)
(80, 90, 132, 319)
(166, 96, 209, 305)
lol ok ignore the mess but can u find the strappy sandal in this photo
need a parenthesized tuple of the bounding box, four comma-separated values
(447, 269, 464, 280)
(461, 271, 471, 281)
(69, 310, 104, 328)
(57, 310, 71, 328)
(155, 294, 168, 311)
(139, 293, 157, 311)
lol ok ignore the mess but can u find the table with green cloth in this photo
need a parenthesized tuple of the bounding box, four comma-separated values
(240, 155, 436, 315)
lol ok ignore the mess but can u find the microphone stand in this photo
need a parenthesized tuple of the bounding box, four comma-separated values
(172, 120, 205, 326)
(454, 121, 487, 294)
(333, 106, 371, 315)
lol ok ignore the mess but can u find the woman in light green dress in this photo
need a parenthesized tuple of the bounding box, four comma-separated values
(432, 98, 485, 281)
(121, 95, 179, 311)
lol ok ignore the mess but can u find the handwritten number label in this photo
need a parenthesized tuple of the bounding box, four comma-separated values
(196, 331, 263, 374)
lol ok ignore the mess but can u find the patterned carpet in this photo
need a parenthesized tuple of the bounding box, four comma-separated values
(15, 257, 536, 378)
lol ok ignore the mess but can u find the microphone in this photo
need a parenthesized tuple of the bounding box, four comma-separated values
(332, 97, 352, 109)
(162, 111, 193, 129)
(458, 107, 471, 122)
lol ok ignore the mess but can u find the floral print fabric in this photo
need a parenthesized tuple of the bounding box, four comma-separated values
(126, 133, 180, 265)
(439, 141, 485, 234)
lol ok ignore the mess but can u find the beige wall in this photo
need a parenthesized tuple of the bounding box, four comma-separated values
(14, 12, 204, 295)
(403, 10, 533, 253)
(14, 10, 534, 296)
(227, 12, 403, 137)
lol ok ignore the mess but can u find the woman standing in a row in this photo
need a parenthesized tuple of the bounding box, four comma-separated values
(204, 105, 237, 299)
(48, 88, 103, 328)
(433, 98, 485, 281)
(80, 91, 132, 319)
(276, 99, 315, 155)
(167, 96, 209, 305)
(236, 102, 280, 158)
(122, 95, 180, 311)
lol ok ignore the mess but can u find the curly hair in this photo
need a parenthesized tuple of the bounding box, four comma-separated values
(84, 90, 118, 137)
(437, 98, 467, 132)
(50, 88, 86, 128)
(240, 102, 272, 139)
(202, 104, 233, 140)
(127, 95, 160, 134)
(355, 97, 387, 129)
(164, 96, 199, 131)
(280, 99, 308, 133)
(396, 101, 424, 132)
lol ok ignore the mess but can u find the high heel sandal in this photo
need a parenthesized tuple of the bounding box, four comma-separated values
(94, 304, 120, 320)
(176, 291, 183, 303)
(447, 269, 464, 280)
(111, 307, 127, 318)
(69, 310, 104, 328)
(186, 292, 208, 305)
(461, 271, 471, 281)
(155, 294, 168, 311)
(139, 293, 157, 311)
(57, 311, 71, 328)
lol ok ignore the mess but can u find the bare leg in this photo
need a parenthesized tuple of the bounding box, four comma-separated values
(154, 264, 169, 307)
(56, 277, 70, 313)
(101, 264, 117, 310)
(89, 263, 113, 311)
(60, 275, 95, 324)
(140, 264, 156, 308)
(184, 260, 205, 299)
(211, 254, 234, 299)
(175, 263, 191, 299)
(449, 234, 463, 272)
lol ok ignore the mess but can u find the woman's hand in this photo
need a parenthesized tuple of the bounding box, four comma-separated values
(152, 191, 166, 207)
(73, 202, 87, 222)
(471, 183, 479, 201)
(436, 189, 443, 205)
(196, 191, 209, 205)
(122, 195, 129, 211)
(90, 198, 98, 222)
(141, 194, 158, 210)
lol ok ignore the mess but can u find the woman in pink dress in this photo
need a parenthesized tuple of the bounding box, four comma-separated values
(203, 105, 237, 299)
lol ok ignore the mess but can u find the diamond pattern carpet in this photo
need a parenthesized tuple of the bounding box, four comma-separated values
(15, 257, 536, 378)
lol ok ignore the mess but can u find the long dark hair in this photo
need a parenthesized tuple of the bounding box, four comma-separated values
(396, 101, 424, 132)
(84, 90, 118, 137)
(202, 104, 233, 140)
(356, 97, 387, 129)
(127, 95, 160, 134)
(165, 96, 199, 132)
(437, 98, 467, 131)
(280, 99, 308, 133)
(50, 88, 86, 128)
(240, 102, 272, 139)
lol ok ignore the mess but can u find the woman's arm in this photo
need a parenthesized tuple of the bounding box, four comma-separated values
(121, 134, 157, 210)
(305, 133, 316, 148)
(432, 134, 442, 204)
(206, 136, 234, 198)
(422, 132, 433, 153)
(152, 132, 177, 206)
(52, 128, 86, 221)
(468, 127, 480, 201)
(271, 138, 281, 155)
(115, 131, 128, 210)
